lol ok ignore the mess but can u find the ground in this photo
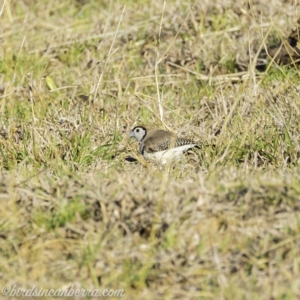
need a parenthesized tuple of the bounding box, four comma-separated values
(1, 0, 300, 299)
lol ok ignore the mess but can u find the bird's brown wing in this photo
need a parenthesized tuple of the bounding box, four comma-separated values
(142, 130, 175, 153)
(142, 130, 196, 153)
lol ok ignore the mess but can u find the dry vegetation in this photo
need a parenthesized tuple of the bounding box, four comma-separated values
(1, 0, 300, 299)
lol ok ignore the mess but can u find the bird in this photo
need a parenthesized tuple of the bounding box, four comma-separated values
(129, 125, 198, 165)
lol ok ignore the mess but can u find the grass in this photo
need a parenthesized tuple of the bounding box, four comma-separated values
(1, 0, 300, 299)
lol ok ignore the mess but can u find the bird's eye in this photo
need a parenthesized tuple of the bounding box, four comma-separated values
(136, 129, 140, 133)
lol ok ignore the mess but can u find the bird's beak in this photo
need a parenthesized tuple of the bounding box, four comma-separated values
(129, 131, 134, 138)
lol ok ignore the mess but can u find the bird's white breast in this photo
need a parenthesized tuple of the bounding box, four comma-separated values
(143, 144, 196, 165)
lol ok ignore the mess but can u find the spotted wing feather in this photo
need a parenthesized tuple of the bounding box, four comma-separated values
(142, 131, 196, 154)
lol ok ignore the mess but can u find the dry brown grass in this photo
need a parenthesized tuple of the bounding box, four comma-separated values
(1, 0, 300, 299)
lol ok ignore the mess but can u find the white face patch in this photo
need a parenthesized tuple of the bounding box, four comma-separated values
(129, 126, 147, 142)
